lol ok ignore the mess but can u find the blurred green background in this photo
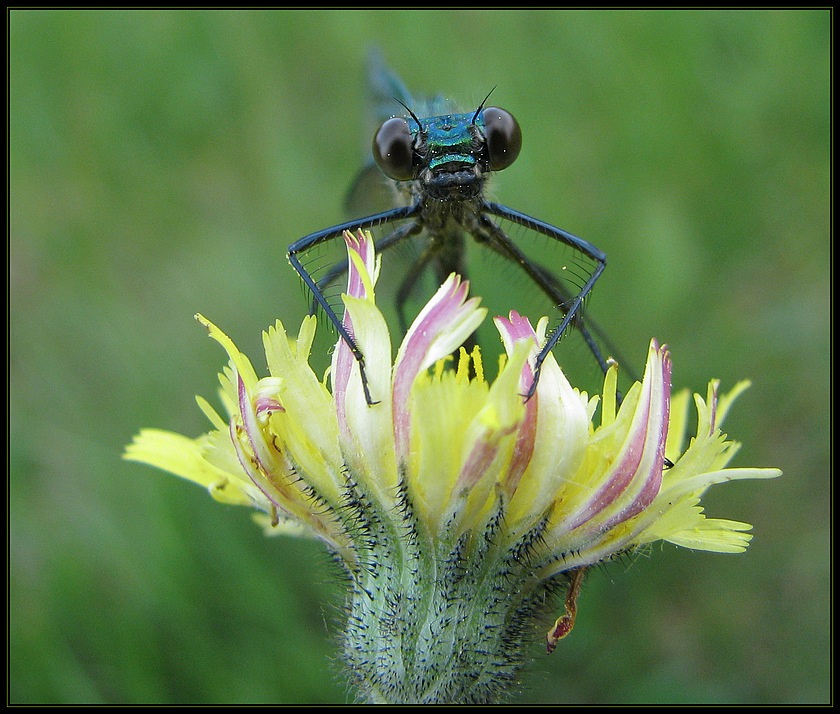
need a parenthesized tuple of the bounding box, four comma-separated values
(9, 9, 829, 704)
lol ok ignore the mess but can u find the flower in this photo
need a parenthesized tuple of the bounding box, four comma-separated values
(124, 229, 780, 704)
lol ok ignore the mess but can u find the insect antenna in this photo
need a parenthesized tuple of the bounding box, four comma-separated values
(471, 86, 497, 123)
(393, 97, 423, 132)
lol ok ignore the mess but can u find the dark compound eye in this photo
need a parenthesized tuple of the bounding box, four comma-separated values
(482, 107, 521, 171)
(373, 117, 415, 181)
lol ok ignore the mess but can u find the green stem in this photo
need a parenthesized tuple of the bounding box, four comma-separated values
(338, 482, 559, 704)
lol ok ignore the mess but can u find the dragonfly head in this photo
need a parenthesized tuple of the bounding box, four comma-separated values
(372, 107, 522, 202)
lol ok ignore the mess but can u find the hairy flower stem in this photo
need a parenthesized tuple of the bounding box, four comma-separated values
(341, 480, 560, 704)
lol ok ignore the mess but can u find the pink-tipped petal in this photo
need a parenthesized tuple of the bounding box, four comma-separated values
(392, 273, 485, 461)
(565, 341, 670, 532)
(494, 312, 541, 496)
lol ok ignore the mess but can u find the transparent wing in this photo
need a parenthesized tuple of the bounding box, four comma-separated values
(290, 204, 636, 398)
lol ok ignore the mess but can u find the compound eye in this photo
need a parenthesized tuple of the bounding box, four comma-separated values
(373, 117, 415, 180)
(482, 107, 522, 171)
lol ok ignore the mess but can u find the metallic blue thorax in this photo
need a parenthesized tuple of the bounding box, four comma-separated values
(419, 113, 484, 171)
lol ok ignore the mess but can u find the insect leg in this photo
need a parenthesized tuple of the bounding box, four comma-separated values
(304, 219, 426, 319)
(478, 203, 613, 399)
(287, 205, 421, 405)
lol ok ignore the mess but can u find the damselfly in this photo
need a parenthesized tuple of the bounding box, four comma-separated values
(288, 52, 631, 404)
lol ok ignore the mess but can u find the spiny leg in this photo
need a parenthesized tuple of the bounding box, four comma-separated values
(474, 211, 609, 398)
(288, 212, 423, 405)
(305, 220, 424, 319)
